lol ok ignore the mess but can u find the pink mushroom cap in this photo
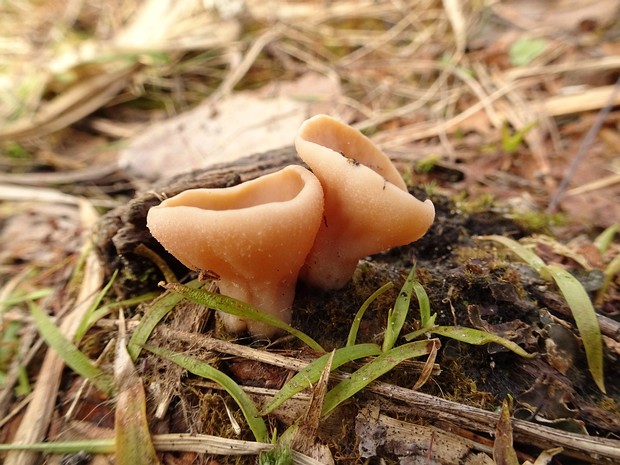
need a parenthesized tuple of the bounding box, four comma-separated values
(295, 114, 435, 289)
(146, 165, 324, 337)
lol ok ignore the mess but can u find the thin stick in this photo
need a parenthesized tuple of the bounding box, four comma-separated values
(548, 76, 620, 212)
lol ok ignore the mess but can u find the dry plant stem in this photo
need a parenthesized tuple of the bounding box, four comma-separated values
(192, 380, 312, 403)
(0, 67, 134, 141)
(249, 0, 407, 24)
(473, 64, 550, 176)
(505, 56, 620, 80)
(0, 184, 118, 208)
(441, 0, 467, 60)
(207, 24, 285, 104)
(0, 394, 33, 431)
(151, 433, 324, 464)
(337, 9, 419, 67)
(374, 82, 520, 148)
(355, 61, 500, 134)
(156, 327, 436, 374)
(565, 173, 620, 197)
(4, 205, 103, 465)
(0, 163, 119, 186)
(156, 327, 308, 371)
(541, 84, 620, 117)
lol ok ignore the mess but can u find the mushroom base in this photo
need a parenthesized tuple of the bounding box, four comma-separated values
(300, 250, 359, 290)
(217, 279, 296, 338)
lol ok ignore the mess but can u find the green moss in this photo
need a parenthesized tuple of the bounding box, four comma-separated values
(454, 192, 495, 213)
(508, 210, 565, 233)
(415, 154, 441, 174)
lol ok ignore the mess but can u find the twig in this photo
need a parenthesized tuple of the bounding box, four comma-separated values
(548, 76, 620, 212)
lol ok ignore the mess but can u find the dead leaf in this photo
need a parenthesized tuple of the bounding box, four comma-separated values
(493, 400, 520, 465)
(115, 315, 161, 465)
(0, 204, 82, 266)
(493, 0, 620, 31)
(356, 405, 494, 465)
(118, 72, 342, 180)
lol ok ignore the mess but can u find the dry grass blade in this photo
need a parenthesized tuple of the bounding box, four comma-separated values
(286, 351, 336, 464)
(0, 163, 119, 186)
(565, 173, 620, 197)
(247, 0, 399, 22)
(0, 184, 97, 206)
(493, 400, 520, 465)
(504, 55, 620, 80)
(0, 184, 118, 208)
(442, 0, 466, 60)
(541, 84, 620, 117)
(0, 68, 133, 141)
(411, 338, 438, 390)
(208, 24, 285, 104)
(115, 315, 161, 465)
(0, 433, 324, 464)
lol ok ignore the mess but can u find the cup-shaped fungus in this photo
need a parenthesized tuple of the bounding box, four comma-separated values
(146, 165, 324, 337)
(296, 114, 435, 289)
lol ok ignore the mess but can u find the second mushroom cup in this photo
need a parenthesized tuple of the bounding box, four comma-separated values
(295, 114, 436, 290)
(147, 165, 324, 337)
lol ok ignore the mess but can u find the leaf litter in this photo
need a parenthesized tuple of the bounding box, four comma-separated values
(0, 1, 619, 464)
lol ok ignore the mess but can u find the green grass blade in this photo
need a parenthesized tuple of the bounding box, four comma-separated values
(412, 276, 431, 328)
(322, 339, 438, 417)
(75, 269, 118, 342)
(347, 282, 393, 347)
(402, 314, 437, 342)
(145, 344, 270, 443)
(0, 439, 115, 454)
(0, 320, 21, 369)
(597, 253, 620, 303)
(383, 268, 416, 352)
(1, 288, 53, 312)
(28, 301, 114, 395)
(86, 292, 159, 333)
(165, 283, 324, 352)
(429, 325, 534, 358)
(478, 235, 546, 274)
(261, 343, 381, 415)
(16, 365, 31, 396)
(547, 264, 605, 393)
(593, 223, 618, 255)
(127, 281, 202, 361)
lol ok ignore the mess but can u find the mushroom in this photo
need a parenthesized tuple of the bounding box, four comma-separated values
(295, 114, 435, 289)
(146, 165, 324, 337)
